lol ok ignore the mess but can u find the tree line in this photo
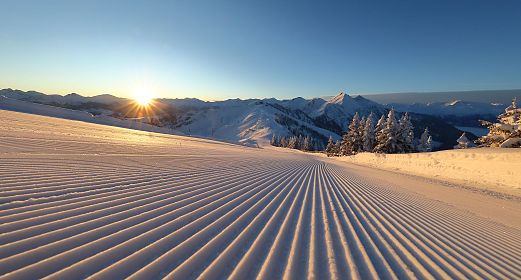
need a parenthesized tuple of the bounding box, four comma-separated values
(270, 98, 520, 155)
(325, 109, 433, 156)
(270, 134, 316, 151)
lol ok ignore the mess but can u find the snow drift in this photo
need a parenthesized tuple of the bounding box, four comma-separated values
(336, 148, 521, 195)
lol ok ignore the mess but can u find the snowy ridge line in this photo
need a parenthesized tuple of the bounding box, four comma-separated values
(1, 110, 520, 279)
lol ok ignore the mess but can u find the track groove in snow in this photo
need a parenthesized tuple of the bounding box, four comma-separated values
(1, 110, 520, 279)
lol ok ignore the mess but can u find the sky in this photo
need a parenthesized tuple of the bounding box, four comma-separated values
(1, 0, 520, 100)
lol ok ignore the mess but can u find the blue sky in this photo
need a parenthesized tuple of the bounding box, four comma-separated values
(1, 0, 520, 100)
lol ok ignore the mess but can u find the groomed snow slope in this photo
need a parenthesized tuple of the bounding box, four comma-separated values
(1, 110, 521, 279)
(335, 149, 521, 196)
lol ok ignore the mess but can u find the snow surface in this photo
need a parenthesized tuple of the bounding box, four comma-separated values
(1, 110, 521, 279)
(336, 149, 521, 196)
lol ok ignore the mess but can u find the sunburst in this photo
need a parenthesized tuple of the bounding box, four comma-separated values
(133, 88, 154, 106)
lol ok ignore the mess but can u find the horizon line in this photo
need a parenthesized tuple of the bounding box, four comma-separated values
(2, 87, 521, 102)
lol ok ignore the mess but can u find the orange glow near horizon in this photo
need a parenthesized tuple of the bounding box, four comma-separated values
(132, 87, 154, 106)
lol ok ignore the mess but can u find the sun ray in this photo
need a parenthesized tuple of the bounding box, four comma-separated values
(133, 87, 154, 106)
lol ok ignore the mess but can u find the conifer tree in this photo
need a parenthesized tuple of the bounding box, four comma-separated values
(341, 112, 363, 155)
(454, 132, 471, 149)
(373, 114, 386, 152)
(270, 134, 278, 146)
(279, 136, 288, 147)
(362, 113, 376, 152)
(334, 140, 342, 155)
(478, 98, 521, 148)
(303, 136, 312, 151)
(340, 133, 351, 155)
(398, 112, 415, 152)
(374, 109, 399, 153)
(325, 136, 335, 156)
(417, 128, 432, 152)
(287, 136, 297, 149)
(359, 116, 366, 143)
(296, 135, 304, 150)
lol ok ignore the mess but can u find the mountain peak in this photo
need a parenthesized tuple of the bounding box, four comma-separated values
(66, 93, 82, 97)
(330, 92, 350, 105)
(336, 91, 347, 98)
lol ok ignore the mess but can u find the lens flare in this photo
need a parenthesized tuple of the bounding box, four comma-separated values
(133, 88, 154, 106)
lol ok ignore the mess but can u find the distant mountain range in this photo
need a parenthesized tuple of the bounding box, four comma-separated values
(360, 89, 521, 105)
(3, 88, 514, 150)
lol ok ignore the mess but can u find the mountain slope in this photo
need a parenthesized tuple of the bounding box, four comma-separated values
(1, 88, 475, 150)
(0, 96, 180, 136)
(311, 93, 387, 130)
(1, 110, 520, 279)
(162, 100, 340, 147)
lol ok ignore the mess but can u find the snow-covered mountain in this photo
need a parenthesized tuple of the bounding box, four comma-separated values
(0, 88, 476, 149)
(162, 99, 340, 147)
(0, 96, 179, 135)
(0, 89, 345, 148)
(0, 89, 122, 105)
(308, 93, 387, 130)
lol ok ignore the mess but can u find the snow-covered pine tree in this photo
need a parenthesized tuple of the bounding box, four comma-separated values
(287, 136, 297, 149)
(341, 112, 363, 155)
(373, 114, 386, 152)
(310, 138, 317, 151)
(374, 109, 400, 153)
(270, 134, 278, 146)
(283, 137, 291, 148)
(303, 136, 312, 151)
(340, 133, 351, 155)
(362, 112, 376, 152)
(417, 128, 432, 152)
(334, 140, 342, 155)
(359, 116, 366, 142)
(357, 116, 365, 152)
(397, 112, 415, 153)
(278, 135, 284, 147)
(454, 132, 471, 149)
(296, 135, 304, 150)
(325, 136, 335, 156)
(478, 98, 521, 148)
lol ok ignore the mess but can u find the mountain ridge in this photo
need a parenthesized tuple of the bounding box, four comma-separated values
(0, 88, 482, 150)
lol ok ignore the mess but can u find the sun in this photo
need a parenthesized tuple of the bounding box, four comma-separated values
(133, 88, 154, 106)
